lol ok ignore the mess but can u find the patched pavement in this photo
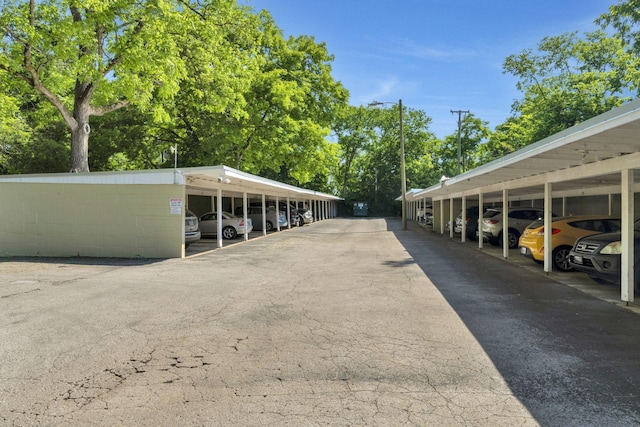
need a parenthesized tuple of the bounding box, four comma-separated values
(1, 218, 638, 426)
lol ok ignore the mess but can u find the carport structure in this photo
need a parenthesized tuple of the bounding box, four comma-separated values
(182, 165, 340, 248)
(0, 165, 340, 259)
(406, 98, 640, 303)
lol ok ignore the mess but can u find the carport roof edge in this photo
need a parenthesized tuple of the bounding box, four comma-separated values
(407, 97, 640, 201)
(182, 165, 342, 201)
(0, 165, 342, 201)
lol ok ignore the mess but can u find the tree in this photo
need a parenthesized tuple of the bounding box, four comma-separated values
(501, 30, 634, 146)
(157, 10, 348, 186)
(334, 104, 436, 216)
(0, 0, 255, 172)
(431, 113, 489, 177)
(332, 105, 376, 199)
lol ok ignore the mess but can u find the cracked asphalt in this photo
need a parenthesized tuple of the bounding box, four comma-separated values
(1, 218, 638, 426)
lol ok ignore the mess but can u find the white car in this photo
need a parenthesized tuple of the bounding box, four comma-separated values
(199, 212, 253, 239)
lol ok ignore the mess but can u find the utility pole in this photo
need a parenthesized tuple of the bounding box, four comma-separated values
(451, 109, 469, 175)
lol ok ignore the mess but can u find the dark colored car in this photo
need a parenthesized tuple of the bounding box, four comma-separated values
(568, 220, 640, 292)
(455, 206, 488, 240)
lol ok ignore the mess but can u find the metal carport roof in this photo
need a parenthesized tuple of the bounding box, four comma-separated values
(409, 97, 640, 202)
(0, 165, 342, 202)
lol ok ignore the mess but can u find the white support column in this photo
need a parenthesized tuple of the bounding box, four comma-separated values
(449, 198, 454, 238)
(543, 182, 552, 273)
(275, 196, 281, 231)
(502, 189, 509, 258)
(621, 169, 634, 303)
(478, 191, 484, 249)
(243, 192, 249, 241)
(261, 194, 267, 236)
(461, 196, 467, 243)
(440, 200, 445, 235)
(216, 188, 223, 249)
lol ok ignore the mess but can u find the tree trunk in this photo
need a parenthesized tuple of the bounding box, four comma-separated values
(70, 95, 91, 173)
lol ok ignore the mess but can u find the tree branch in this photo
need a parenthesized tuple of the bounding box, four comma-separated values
(90, 100, 130, 116)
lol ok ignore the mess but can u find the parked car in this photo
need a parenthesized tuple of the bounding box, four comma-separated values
(199, 212, 253, 239)
(454, 206, 488, 240)
(424, 207, 433, 225)
(298, 208, 314, 225)
(479, 207, 551, 249)
(184, 209, 201, 248)
(236, 206, 287, 232)
(277, 202, 300, 226)
(568, 220, 640, 291)
(518, 215, 621, 271)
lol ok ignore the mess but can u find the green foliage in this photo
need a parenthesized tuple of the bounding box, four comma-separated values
(334, 103, 438, 216)
(501, 30, 634, 147)
(431, 114, 489, 177)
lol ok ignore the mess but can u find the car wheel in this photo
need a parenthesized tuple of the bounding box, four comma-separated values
(299, 217, 304, 226)
(552, 246, 573, 272)
(265, 221, 274, 232)
(507, 230, 520, 249)
(222, 226, 237, 239)
(498, 230, 519, 249)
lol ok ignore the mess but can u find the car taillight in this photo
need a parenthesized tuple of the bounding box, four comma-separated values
(488, 219, 499, 224)
(239, 220, 245, 226)
(535, 228, 560, 235)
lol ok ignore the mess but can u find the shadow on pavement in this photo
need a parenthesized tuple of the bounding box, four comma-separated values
(389, 218, 640, 426)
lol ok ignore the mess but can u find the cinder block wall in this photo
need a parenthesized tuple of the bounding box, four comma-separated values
(0, 182, 185, 258)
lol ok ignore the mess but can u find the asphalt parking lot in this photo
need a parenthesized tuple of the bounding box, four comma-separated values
(1, 217, 639, 426)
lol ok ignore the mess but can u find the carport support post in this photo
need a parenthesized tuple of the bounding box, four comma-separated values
(449, 198, 454, 238)
(502, 189, 509, 259)
(543, 182, 552, 274)
(242, 192, 249, 241)
(461, 196, 467, 243)
(261, 194, 267, 236)
(217, 188, 223, 249)
(621, 169, 634, 302)
(439, 199, 445, 235)
(275, 196, 281, 231)
(478, 192, 484, 249)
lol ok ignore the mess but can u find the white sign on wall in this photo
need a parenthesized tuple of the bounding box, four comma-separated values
(170, 198, 183, 215)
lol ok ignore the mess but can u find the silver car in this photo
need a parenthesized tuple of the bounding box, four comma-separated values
(243, 206, 287, 231)
(298, 208, 314, 225)
(184, 209, 201, 247)
(199, 212, 253, 239)
(479, 207, 548, 249)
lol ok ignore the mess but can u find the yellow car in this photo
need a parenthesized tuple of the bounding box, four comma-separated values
(518, 215, 621, 271)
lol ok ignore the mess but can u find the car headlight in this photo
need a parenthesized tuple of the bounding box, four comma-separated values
(600, 241, 622, 254)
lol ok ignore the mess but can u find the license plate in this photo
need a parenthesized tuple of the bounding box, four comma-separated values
(573, 255, 583, 265)
(520, 247, 527, 255)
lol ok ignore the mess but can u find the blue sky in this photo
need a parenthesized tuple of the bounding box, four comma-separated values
(243, 0, 615, 139)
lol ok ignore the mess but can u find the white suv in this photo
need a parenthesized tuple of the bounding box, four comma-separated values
(184, 209, 201, 247)
(479, 207, 547, 249)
